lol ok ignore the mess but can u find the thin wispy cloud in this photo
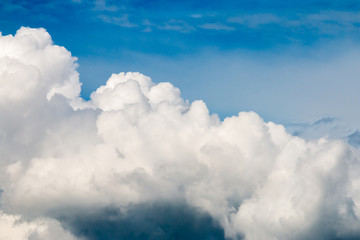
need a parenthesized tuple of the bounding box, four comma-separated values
(228, 11, 360, 34)
(98, 14, 138, 28)
(228, 14, 282, 28)
(93, 0, 119, 12)
(199, 23, 235, 31)
(157, 20, 196, 33)
(190, 13, 203, 19)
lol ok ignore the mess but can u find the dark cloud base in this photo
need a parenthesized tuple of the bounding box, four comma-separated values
(59, 203, 228, 240)
(329, 236, 360, 240)
(57, 201, 360, 240)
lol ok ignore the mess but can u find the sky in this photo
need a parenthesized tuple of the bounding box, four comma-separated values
(2, 0, 360, 126)
(2, 1, 360, 240)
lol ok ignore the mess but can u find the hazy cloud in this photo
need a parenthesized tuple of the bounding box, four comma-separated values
(228, 14, 282, 28)
(157, 20, 196, 33)
(199, 23, 235, 31)
(348, 130, 360, 147)
(98, 14, 138, 28)
(228, 11, 360, 34)
(93, 0, 119, 12)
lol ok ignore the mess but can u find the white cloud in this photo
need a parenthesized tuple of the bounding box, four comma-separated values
(0, 211, 80, 240)
(0, 27, 81, 104)
(1, 27, 360, 240)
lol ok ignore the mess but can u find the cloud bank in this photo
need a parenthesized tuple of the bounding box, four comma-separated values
(1, 27, 360, 240)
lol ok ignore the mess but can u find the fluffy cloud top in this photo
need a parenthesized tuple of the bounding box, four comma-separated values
(0, 211, 79, 240)
(1, 27, 360, 240)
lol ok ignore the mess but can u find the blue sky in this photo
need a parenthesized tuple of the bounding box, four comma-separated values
(2, 0, 360, 126)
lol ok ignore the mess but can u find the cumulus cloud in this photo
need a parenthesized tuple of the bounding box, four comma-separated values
(0, 211, 79, 240)
(1, 27, 360, 240)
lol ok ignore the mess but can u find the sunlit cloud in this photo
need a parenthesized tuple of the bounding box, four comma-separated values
(1, 27, 360, 240)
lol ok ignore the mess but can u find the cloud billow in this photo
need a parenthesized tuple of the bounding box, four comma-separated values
(1, 27, 360, 240)
(60, 203, 226, 240)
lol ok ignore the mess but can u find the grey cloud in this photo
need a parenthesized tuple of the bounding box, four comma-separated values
(313, 117, 337, 126)
(59, 203, 227, 240)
